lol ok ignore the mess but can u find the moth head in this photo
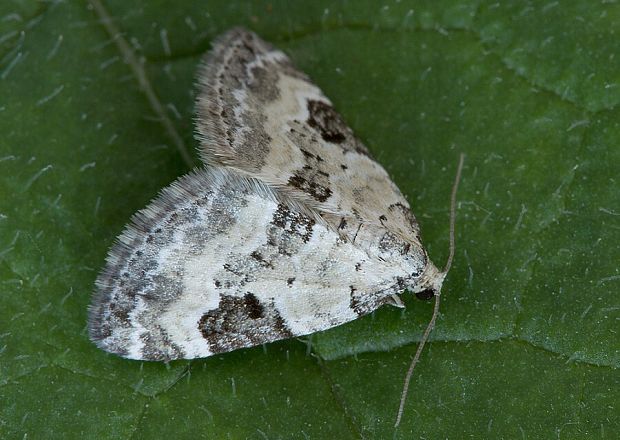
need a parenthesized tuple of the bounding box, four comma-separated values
(412, 262, 446, 301)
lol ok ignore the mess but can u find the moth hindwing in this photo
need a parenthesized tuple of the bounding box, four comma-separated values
(88, 27, 445, 362)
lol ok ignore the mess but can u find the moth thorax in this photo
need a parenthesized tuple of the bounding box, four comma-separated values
(411, 262, 445, 300)
(353, 223, 427, 279)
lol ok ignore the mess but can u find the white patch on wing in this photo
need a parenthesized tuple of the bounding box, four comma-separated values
(257, 74, 322, 182)
(160, 195, 278, 358)
(263, 227, 360, 334)
(127, 296, 148, 359)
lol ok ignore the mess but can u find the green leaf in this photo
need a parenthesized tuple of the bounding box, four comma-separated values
(1, 1, 618, 438)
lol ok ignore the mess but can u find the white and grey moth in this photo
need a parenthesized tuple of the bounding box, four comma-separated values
(89, 28, 462, 421)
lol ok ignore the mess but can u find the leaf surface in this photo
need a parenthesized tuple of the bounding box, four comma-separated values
(1, 1, 618, 438)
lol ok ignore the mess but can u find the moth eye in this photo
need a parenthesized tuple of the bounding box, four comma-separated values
(415, 289, 434, 301)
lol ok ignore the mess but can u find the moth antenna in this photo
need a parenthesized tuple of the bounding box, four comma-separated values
(394, 293, 441, 427)
(443, 153, 465, 274)
(394, 153, 465, 428)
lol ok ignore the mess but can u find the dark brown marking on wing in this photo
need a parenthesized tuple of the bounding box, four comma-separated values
(244, 292, 265, 319)
(288, 173, 332, 203)
(250, 250, 274, 269)
(349, 286, 362, 315)
(307, 99, 346, 144)
(305, 99, 371, 156)
(198, 293, 292, 354)
(271, 203, 315, 243)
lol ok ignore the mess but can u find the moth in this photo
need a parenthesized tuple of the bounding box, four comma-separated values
(88, 27, 463, 425)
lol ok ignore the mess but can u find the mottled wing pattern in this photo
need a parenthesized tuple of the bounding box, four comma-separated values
(195, 28, 422, 245)
(89, 168, 416, 360)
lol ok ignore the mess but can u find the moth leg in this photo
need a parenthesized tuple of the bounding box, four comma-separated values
(387, 294, 405, 308)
